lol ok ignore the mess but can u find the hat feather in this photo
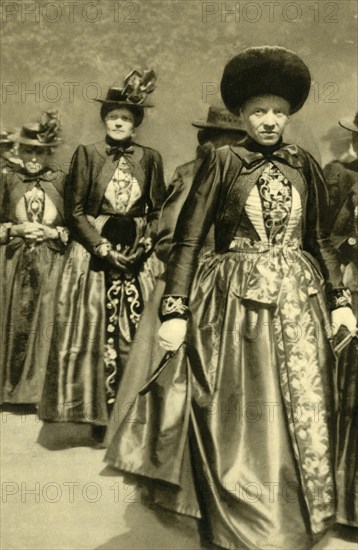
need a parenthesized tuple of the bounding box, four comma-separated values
(122, 69, 156, 104)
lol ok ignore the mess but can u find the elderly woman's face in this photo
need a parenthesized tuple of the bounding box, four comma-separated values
(19, 145, 51, 174)
(241, 95, 290, 146)
(104, 108, 135, 142)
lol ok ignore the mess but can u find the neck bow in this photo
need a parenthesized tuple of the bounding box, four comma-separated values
(106, 143, 135, 161)
(235, 142, 302, 169)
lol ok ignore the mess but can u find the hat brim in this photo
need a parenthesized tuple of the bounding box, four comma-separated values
(94, 100, 153, 108)
(339, 118, 358, 132)
(192, 120, 245, 131)
(8, 133, 62, 146)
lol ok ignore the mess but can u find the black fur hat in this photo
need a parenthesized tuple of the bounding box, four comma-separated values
(221, 46, 311, 114)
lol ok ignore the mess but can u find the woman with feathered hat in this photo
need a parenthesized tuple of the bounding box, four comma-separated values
(0, 110, 68, 405)
(0, 129, 23, 176)
(40, 70, 166, 440)
(104, 48, 356, 548)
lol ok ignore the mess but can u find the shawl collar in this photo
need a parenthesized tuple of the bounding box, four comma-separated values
(231, 139, 302, 172)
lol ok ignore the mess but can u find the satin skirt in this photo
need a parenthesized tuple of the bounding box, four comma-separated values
(40, 241, 162, 425)
(0, 240, 65, 404)
(105, 249, 338, 549)
(335, 292, 358, 526)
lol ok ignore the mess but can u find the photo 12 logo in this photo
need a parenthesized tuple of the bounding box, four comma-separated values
(2, 81, 109, 104)
(201, 2, 340, 24)
(1, 1, 139, 24)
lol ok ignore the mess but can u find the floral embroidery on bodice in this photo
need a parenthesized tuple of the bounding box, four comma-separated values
(102, 157, 141, 215)
(25, 186, 45, 222)
(14, 184, 61, 225)
(244, 162, 302, 245)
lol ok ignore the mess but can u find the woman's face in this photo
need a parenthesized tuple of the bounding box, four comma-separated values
(241, 95, 291, 146)
(19, 145, 51, 174)
(104, 108, 135, 142)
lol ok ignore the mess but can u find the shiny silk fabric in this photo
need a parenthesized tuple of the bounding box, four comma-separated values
(105, 141, 341, 549)
(40, 141, 166, 425)
(324, 159, 358, 526)
(106, 246, 336, 550)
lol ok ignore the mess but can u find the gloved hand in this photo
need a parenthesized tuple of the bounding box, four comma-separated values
(125, 245, 147, 275)
(107, 250, 132, 275)
(158, 319, 187, 351)
(330, 306, 357, 336)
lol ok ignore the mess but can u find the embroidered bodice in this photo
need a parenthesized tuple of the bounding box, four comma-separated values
(14, 183, 62, 226)
(101, 157, 141, 215)
(244, 162, 302, 244)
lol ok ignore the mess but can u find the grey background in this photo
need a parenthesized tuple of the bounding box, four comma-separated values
(1, 0, 357, 180)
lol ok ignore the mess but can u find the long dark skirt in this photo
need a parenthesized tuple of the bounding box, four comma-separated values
(1, 240, 65, 404)
(40, 241, 162, 426)
(105, 248, 337, 549)
(335, 292, 358, 527)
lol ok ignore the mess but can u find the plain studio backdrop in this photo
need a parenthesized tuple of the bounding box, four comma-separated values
(1, 0, 357, 181)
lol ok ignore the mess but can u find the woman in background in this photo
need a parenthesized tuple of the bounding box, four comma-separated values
(324, 112, 358, 527)
(0, 110, 68, 405)
(40, 70, 166, 439)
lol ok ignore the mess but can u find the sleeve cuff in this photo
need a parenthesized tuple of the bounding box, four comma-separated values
(159, 295, 189, 321)
(93, 239, 112, 258)
(56, 226, 70, 245)
(0, 223, 12, 244)
(327, 288, 352, 310)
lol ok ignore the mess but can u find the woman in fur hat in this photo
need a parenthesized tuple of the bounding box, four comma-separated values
(104, 48, 356, 549)
(0, 110, 68, 405)
(40, 70, 166, 439)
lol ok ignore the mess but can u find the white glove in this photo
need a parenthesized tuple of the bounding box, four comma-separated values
(330, 306, 357, 336)
(158, 319, 187, 351)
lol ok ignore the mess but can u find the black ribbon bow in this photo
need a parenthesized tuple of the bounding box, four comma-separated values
(238, 143, 302, 169)
(106, 144, 135, 160)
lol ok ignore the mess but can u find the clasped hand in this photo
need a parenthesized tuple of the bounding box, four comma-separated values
(107, 245, 146, 275)
(10, 222, 58, 242)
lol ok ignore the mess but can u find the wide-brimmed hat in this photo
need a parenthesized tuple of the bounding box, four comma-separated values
(0, 130, 14, 144)
(96, 69, 156, 127)
(339, 112, 358, 132)
(221, 46, 311, 114)
(8, 110, 62, 147)
(192, 105, 245, 131)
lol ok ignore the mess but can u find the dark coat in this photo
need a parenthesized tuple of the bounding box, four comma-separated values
(165, 140, 344, 299)
(65, 140, 166, 253)
(323, 159, 358, 265)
